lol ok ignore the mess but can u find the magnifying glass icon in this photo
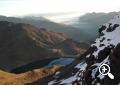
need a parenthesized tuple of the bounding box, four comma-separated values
(99, 64, 114, 79)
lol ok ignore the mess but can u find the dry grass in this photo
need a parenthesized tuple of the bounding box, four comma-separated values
(0, 65, 61, 85)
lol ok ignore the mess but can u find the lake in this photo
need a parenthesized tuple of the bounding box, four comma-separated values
(11, 57, 75, 74)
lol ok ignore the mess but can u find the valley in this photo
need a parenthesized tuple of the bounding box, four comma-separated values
(0, 11, 119, 85)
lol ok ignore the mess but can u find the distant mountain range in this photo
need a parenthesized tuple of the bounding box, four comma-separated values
(62, 12, 119, 42)
(0, 21, 87, 71)
(0, 12, 118, 43)
(0, 15, 83, 42)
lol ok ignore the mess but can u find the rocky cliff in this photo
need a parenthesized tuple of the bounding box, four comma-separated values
(47, 13, 120, 85)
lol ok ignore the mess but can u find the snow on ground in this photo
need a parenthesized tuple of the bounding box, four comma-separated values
(91, 56, 109, 79)
(90, 13, 120, 58)
(48, 13, 120, 85)
(60, 62, 87, 84)
(87, 13, 120, 84)
(48, 62, 87, 85)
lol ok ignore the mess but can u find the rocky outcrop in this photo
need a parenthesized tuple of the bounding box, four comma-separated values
(47, 13, 120, 85)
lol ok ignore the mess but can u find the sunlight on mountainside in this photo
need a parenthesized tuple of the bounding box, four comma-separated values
(0, 65, 61, 85)
(0, 0, 120, 85)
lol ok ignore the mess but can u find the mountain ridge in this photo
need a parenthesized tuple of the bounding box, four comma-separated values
(0, 15, 83, 42)
(0, 21, 87, 71)
(46, 13, 120, 85)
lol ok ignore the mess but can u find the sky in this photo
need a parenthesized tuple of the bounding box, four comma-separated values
(0, 0, 120, 22)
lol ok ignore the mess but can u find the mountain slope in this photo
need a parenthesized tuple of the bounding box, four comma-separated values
(0, 15, 82, 42)
(0, 21, 86, 71)
(0, 65, 61, 85)
(2, 13, 120, 85)
(46, 13, 120, 85)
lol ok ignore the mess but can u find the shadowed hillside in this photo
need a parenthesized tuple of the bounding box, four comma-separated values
(0, 15, 83, 42)
(0, 21, 87, 71)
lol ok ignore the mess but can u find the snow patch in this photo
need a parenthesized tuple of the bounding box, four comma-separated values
(60, 62, 87, 84)
(91, 56, 109, 80)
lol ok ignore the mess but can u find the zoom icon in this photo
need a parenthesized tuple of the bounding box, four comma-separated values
(99, 64, 114, 79)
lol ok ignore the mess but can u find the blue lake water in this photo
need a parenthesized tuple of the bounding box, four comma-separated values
(45, 58, 74, 68)
(11, 57, 75, 74)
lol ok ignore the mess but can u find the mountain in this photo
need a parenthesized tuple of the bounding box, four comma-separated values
(0, 12, 118, 43)
(18, 13, 120, 85)
(1, 13, 120, 85)
(0, 15, 83, 42)
(46, 12, 120, 85)
(0, 21, 87, 71)
(62, 12, 118, 42)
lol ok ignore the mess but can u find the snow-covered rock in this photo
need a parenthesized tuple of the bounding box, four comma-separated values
(48, 13, 120, 85)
